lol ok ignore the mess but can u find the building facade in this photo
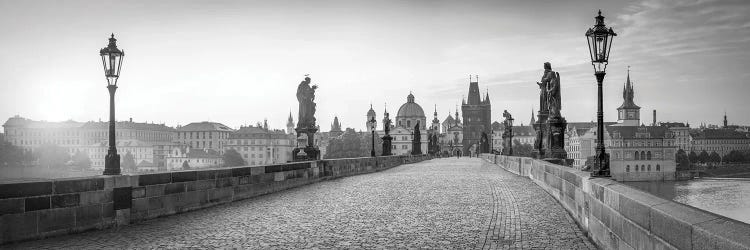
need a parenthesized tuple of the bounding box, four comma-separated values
(166, 146, 223, 170)
(226, 126, 295, 166)
(175, 122, 233, 152)
(689, 128, 750, 157)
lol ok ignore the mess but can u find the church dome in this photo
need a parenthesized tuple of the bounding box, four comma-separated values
(396, 93, 425, 118)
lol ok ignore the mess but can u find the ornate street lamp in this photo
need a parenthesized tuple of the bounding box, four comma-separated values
(508, 117, 514, 156)
(100, 34, 124, 175)
(586, 10, 616, 177)
(370, 116, 376, 157)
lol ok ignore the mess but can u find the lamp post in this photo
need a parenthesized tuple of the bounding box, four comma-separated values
(508, 117, 514, 156)
(586, 10, 616, 177)
(100, 34, 124, 175)
(370, 117, 376, 157)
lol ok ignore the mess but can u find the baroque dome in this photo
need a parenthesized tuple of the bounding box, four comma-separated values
(396, 93, 425, 118)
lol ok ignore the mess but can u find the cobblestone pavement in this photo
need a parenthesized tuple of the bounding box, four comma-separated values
(8, 158, 595, 249)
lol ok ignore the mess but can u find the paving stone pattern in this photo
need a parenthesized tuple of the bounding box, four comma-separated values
(8, 158, 595, 249)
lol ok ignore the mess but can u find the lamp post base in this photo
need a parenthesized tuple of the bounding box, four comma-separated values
(104, 152, 121, 175)
(591, 151, 611, 177)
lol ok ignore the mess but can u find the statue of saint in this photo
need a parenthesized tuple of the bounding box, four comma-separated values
(296, 75, 318, 128)
(545, 66, 562, 118)
(536, 62, 551, 115)
(383, 112, 391, 135)
(502, 110, 513, 128)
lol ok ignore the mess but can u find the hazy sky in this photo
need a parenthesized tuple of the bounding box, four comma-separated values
(1, 0, 748, 131)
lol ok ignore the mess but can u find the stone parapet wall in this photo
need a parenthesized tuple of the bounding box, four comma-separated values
(481, 153, 750, 250)
(0, 154, 433, 245)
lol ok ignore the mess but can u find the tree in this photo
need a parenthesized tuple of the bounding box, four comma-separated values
(511, 139, 534, 157)
(182, 160, 190, 170)
(0, 141, 28, 167)
(724, 150, 746, 163)
(71, 150, 92, 169)
(325, 128, 366, 159)
(35, 144, 70, 168)
(223, 149, 246, 167)
(359, 132, 383, 157)
(121, 151, 137, 172)
(688, 151, 698, 163)
(675, 149, 690, 170)
(698, 150, 709, 164)
(708, 151, 722, 164)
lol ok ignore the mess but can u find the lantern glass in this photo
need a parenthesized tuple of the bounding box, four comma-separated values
(100, 34, 124, 86)
(586, 11, 616, 73)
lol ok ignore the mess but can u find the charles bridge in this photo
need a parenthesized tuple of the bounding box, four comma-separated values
(1, 154, 749, 249)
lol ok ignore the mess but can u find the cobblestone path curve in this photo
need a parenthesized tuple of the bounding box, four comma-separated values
(8, 158, 595, 249)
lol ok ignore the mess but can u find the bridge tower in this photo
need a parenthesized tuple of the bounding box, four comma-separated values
(462, 75, 492, 156)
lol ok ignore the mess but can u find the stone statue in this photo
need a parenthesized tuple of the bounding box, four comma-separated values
(539, 62, 561, 118)
(383, 112, 391, 135)
(296, 75, 318, 128)
(412, 121, 422, 155)
(546, 70, 561, 118)
(536, 63, 550, 116)
(502, 110, 513, 128)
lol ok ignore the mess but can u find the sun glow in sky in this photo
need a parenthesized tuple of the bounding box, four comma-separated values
(1, 0, 749, 130)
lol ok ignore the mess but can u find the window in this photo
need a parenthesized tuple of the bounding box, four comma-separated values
(626, 165, 630, 172)
(641, 165, 645, 171)
(635, 165, 639, 172)
(647, 165, 651, 171)
(656, 164, 660, 171)
(634, 152, 640, 160)
(647, 151, 652, 160)
(407, 120, 411, 127)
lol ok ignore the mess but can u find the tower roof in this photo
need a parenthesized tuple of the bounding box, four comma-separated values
(331, 116, 342, 132)
(286, 112, 294, 126)
(367, 104, 376, 117)
(618, 67, 641, 110)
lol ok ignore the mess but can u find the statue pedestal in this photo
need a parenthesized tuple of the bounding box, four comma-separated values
(294, 126, 320, 161)
(532, 112, 549, 159)
(546, 116, 568, 160)
(293, 146, 320, 161)
(382, 135, 392, 156)
(501, 133, 511, 156)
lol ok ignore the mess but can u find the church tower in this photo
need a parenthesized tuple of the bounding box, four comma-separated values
(723, 111, 728, 128)
(286, 112, 295, 134)
(431, 105, 440, 133)
(462, 75, 492, 154)
(617, 68, 641, 126)
(330, 116, 343, 137)
(366, 104, 377, 132)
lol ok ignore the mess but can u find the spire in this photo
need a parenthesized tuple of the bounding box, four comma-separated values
(724, 110, 728, 128)
(618, 66, 640, 110)
(530, 108, 536, 124)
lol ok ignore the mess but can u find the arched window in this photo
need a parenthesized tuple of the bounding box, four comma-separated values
(407, 120, 411, 127)
(641, 165, 645, 171)
(647, 151, 652, 160)
(635, 165, 639, 172)
(634, 152, 640, 160)
(641, 151, 646, 160)
(656, 164, 661, 171)
(648, 165, 651, 171)
(626, 165, 630, 172)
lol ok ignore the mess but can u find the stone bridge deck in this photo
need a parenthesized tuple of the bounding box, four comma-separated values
(8, 158, 594, 249)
